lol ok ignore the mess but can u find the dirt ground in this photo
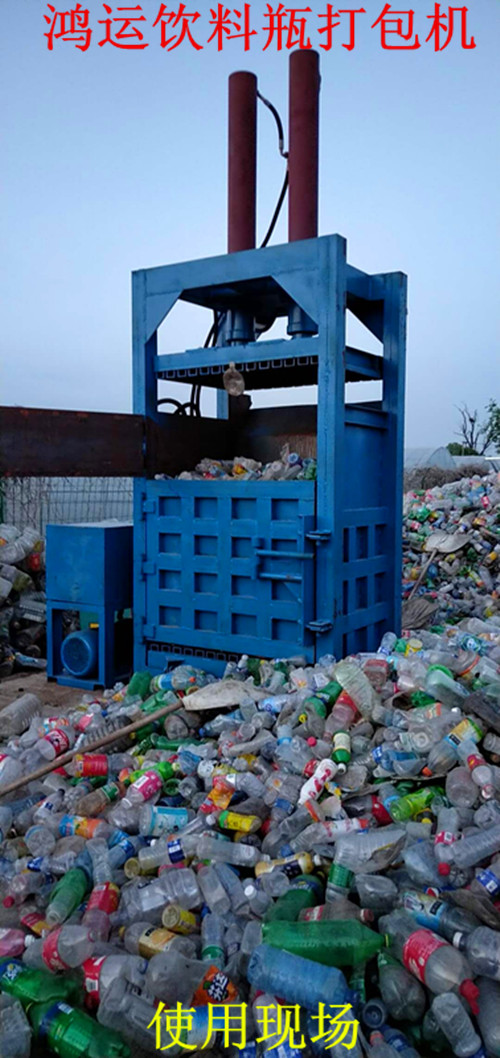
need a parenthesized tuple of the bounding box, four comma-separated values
(0, 670, 84, 715)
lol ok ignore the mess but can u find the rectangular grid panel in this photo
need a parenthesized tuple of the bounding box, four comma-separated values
(145, 480, 316, 661)
(340, 506, 390, 656)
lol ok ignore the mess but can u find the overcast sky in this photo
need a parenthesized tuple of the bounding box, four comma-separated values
(1, 0, 499, 448)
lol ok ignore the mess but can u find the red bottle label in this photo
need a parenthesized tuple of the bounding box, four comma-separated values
(82, 955, 107, 1008)
(75, 754, 109, 777)
(86, 882, 120, 915)
(42, 929, 69, 972)
(44, 730, 70, 756)
(402, 928, 447, 983)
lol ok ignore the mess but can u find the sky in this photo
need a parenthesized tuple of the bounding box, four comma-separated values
(1, 0, 499, 449)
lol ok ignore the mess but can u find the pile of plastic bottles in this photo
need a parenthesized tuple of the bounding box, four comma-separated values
(403, 473, 500, 622)
(3, 625, 500, 1057)
(172, 446, 317, 482)
(0, 524, 47, 678)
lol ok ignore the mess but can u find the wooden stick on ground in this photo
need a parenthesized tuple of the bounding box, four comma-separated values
(0, 701, 182, 799)
(407, 548, 438, 602)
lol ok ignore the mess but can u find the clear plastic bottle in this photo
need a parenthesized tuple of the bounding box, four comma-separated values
(214, 861, 249, 914)
(0, 928, 26, 957)
(95, 977, 157, 1053)
(248, 943, 351, 1010)
(82, 881, 120, 941)
(431, 992, 483, 1058)
(0, 694, 41, 738)
(23, 824, 57, 858)
(0, 993, 32, 1058)
(24, 925, 96, 972)
(333, 661, 374, 717)
(451, 823, 500, 868)
(197, 865, 232, 915)
(454, 926, 500, 980)
(3, 871, 45, 908)
(146, 950, 238, 1006)
(75, 783, 121, 818)
(0, 755, 24, 789)
(423, 715, 483, 776)
(477, 976, 500, 1057)
(469, 853, 500, 901)
(123, 921, 195, 959)
(34, 726, 75, 761)
(354, 874, 399, 912)
(434, 806, 460, 876)
(0, 805, 13, 842)
(400, 890, 480, 942)
(196, 834, 261, 866)
(457, 739, 494, 800)
(376, 950, 426, 1022)
(446, 766, 478, 808)
(379, 910, 478, 1010)
(201, 911, 225, 967)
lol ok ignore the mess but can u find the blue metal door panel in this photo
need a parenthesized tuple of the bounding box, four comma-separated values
(143, 480, 316, 661)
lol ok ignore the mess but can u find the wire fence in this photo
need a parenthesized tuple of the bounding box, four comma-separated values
(0, 477, 133, 535)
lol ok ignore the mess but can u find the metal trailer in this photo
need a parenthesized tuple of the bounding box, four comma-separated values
(132, 52, 407, 677)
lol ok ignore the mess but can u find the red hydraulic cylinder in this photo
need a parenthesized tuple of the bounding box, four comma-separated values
(288, 50, 320, 242)
(228, 71, 257, 253)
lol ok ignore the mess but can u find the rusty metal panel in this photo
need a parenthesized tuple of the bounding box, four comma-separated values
(0, 407, 145, 477)
(0, 406, 235, 478)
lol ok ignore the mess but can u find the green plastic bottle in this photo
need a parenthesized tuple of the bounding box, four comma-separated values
(315, 680, 342, 706)
(29, 1001, 130, 1058)
(126, 670, 152, 701)
(264, 874, 323, 922)
(150, 734, 188, 751)
(388, 785, 444, 823)
(0, 960, 80, 1007)
(262, 919, 386, 967)
(349, 963, 367, 1005)
(46, 868, 89, 927)
(125, 760, 175, 786)
(300, 696, 327, 719)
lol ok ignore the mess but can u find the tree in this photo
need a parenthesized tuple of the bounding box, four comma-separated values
(450, 401, 500, 456)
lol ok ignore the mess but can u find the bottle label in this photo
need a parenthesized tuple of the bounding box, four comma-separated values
(445, 718, 481, 749)
(163, 906, 197, 934)
(43, 729, 71, 755)
(149, 807, 190, 835)
(74, 753, 109, 777)
(82, 955, 106, 1008)
(403, 892, 445, 930)
(435, 831, 456, 847)
(192, 965, 238, 1006)
(166, 838, 185, 864)
(333, 732, 351, 753)
(39, 1002, 73, 1039)
(402, 928, 447, 983)
(86, 882, 120, 915)
(0, 960, 23, 984)
(138, 926, 176, 957)
(475, 867, 500, 897)
(58, 815, 103, 839)
(131, 772, 163, 799)
(20, 910, 51, 935)
(42, 929, 69, 972)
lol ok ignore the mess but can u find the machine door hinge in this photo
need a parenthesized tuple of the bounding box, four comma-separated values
(306, 619, 333, 634)
(306, 529, 331, 544)
(141, 619, 157, 639)
(142, 499, 156, 516)
(141, 560, 156, 577)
